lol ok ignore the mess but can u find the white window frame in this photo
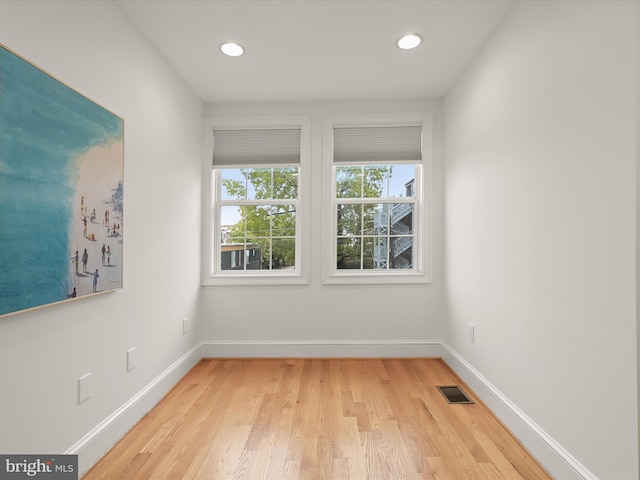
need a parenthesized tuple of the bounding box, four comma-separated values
(202, 116, 310, 286)
(322, 113, 433, 285)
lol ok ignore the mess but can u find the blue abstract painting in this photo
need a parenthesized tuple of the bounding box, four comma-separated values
(0, 45, 124, 317)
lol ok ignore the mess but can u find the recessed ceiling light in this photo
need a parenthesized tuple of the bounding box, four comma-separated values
(220, 42, 244, 57)
(397, 33, 422, 50)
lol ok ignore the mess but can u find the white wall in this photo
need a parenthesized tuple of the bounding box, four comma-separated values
(201, 100, 444, 355)
(444, 1, 638, 479)
(0, 0, 203, 474)
(637, 2, 640, 475)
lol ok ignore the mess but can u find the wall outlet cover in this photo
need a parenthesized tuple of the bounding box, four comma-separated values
(127, 347, 136, 371)
(78, 373, 92, 404)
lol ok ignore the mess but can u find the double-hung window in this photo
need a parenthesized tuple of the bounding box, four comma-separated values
(323, 114, 432, 284)
(204, 117, 309, 285)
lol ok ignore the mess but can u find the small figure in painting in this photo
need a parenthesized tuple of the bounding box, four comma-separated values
(91, 208, 96, 223)
(68, 287, 77, 298)
(71, 250, 79, 275)
(83, 216, 88, 238)
(106, 245, 111, 266)
(82, 248, 88, 273)
(101, 244, 106, 266)
(93, 269, 99, 293)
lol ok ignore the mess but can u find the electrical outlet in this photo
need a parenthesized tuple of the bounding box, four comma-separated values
(127, 347, 136, 371)
(78, 373, 91, 404)
(468, 324, 475, 343)
(183, 317, 188, 335)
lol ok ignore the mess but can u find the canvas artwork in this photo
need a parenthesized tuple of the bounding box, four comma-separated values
(0, 45, 124, 317)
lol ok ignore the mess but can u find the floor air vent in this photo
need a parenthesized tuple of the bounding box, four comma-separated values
(437, 385, 474, 404)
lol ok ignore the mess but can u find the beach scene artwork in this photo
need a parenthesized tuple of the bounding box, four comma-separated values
(0, 45, 124, 317)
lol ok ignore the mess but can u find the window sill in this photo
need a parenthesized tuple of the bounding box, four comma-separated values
(322, 271, 431, 285)
(203, 272, 309, 286)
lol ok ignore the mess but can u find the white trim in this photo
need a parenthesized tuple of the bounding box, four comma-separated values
(200, 339, 442, 358)
(440, 342, 598, 480)
(67, 342, 203, 476)
(322, 270, 430, 285)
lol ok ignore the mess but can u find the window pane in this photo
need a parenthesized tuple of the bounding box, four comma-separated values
(272, 238, 296, 269)
(362, 165, 389, 198)
(373, 236, 389, 269)
(390, 237, 413, 269)
(337, 204, 361, 236)
(220, 205, 243, 234)
(272, 205, 296, 236)
(337, 238, 361, 269)
(336, 166, 362, 198)
(221, 242, 245, 270)
(221, 169, 246, 200)
(390, 203, 413, 234)
(245, 205, 271, 237)
(363, 204, 385, 235)
(245, 243, 263, 270)
(245, 168, 272, 200)
(352, 237, 392, 270)
(362, 237, 375, 269)
(273, 167, 298, 199)
(389, 164, 416, 198)
(235, 237, 266, 270)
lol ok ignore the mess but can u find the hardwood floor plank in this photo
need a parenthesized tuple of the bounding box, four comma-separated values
(283, 459, 300, 480)
(82, 359, 552, 480)
(341, 415, 367, 479)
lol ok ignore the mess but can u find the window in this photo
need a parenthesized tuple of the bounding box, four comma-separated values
(323, 115, 432, 284)
(203, 117, 310, 285)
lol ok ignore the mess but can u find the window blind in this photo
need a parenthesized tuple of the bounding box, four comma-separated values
(212, 128, 301, 166)
(333, 125, 422, 163)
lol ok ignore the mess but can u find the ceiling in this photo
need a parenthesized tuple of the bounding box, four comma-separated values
(116, 0, 514, 104)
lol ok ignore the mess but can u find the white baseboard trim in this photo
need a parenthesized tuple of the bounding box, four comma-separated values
(440, 342, 597, 480)
(199, 339, 442, 358)
(66, 342, 204, 477)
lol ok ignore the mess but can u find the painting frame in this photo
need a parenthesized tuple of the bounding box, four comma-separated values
(0, 44, 124, 318)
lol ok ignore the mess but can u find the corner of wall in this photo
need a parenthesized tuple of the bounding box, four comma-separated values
(636, 1, 640, 475)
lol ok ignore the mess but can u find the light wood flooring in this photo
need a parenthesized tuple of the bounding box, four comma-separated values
(82, 358, 552, 479)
